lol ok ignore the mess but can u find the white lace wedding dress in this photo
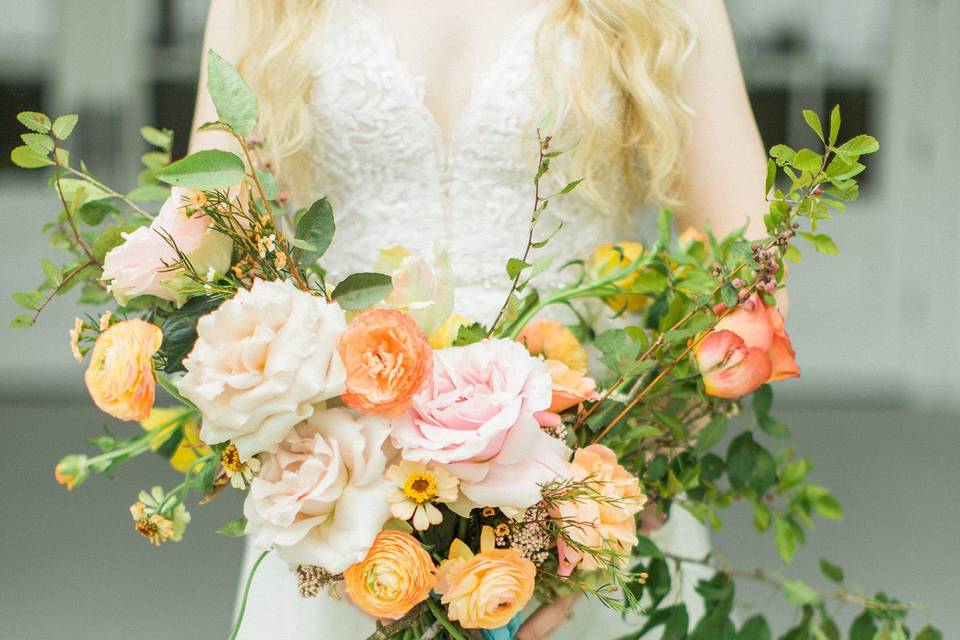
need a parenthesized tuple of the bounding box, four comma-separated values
(236, 1, 712, 637)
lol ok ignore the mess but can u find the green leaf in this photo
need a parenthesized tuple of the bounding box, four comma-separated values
(292, 198, 335, 268)
(255, 168, 279, 201)
(662, 604, 688, 640)
(559, 178, 583, 194)
(632, 535, 664, 559)
(803, 110, 824, 141)
(769, 144, 796, 163)
(774, 515, 799, 563)
(819, 558, 844, 583)
(812, 492, 844, 521)
(594, 329, 654, 378)
(17, 111, 51, 133)
(849, 611, 877, 640)
(78, 200, 120, 226)
(798, 232, 840, 256)
(331, 272, 393, 310)
(141, 125, 173, 151)
(127, 184, 170, 202)
(726, 432, 755, 491)
(738, 615, 772, 640)
(750, 445, 776, 495)
(653, 411, 685, 441)
(506, 258, 531, 280)
(694, 414, 728, 453)
(453, 322, 487, 346)
(52, 114, 79, 140)
(752, 384, 772, 419)
(752, 500, 771, 532)
(155, 150, 245, 190)
(838, 135, 880, 156)
(792, 149, 823, 173)
(160, 296, 225, 373)
(9, 314, 33, 328)
(21, 132, 53, 154)
(784, 245, 801, 262)
(155, 425, 184, 459)
(206, 49, 258, 135)
(217, 517, 248, 537)
(783, 580, 819, 605)
(828, 105, 841, 146)
(765, 159, 777, 194)
(916, 626, 943, 640)
(10, 145, 53, 168)
(656, 209, 672, 248)
(12, 291, 43, 310)
(758, 414, 791, 438)
(42, 260, 63, 288)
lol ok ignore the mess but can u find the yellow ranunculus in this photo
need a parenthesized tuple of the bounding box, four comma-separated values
(435, 528, 536, 629)
(84, 319, 162, 421)
(592, 242, 651, 313)
(140, 407, 211, 472)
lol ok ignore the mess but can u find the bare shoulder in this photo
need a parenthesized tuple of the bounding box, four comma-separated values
(202, 0, 248, 63)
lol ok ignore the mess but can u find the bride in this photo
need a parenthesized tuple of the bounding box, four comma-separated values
(190, 0, 769, 638)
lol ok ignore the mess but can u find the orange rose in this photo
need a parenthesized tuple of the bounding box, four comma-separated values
(516, 320, 588, 373)
(338, 309, 433, 417)
(342, 530, 437, 620)
(436, 536, 536, 629)
(694, 293, 799, 398)
(553, 445, 647, 576)
(84, 319, 162, 421)
(591, 242, 650, 313)
(544, 359, 600, 413)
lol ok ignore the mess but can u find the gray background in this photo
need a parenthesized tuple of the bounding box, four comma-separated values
(1, 1, 958, 638)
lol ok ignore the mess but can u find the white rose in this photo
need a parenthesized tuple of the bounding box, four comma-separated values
(243, 408, 393, 572)
(175, 278, 347, 459)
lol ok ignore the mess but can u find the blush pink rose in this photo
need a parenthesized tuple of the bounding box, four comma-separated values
(694, 293, 799, 398)
(390, 339, 569, 513)
(102, 187, 231, 307)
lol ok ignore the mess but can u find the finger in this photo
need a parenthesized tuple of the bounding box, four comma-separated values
(516, 594, 579, 640)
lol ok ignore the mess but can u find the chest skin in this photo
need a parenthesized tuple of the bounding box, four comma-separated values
(362, 0, 543, 144)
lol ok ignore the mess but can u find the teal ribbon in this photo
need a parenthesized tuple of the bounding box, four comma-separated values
(481, 613, 522, 640)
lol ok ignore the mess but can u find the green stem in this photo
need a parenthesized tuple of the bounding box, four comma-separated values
(82, 409, 194, 472)
(425, 598, 468, 640)
(229, 549, 270, 640)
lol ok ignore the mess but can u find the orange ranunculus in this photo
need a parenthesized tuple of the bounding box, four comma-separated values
(337, 308, 433, 417)
(694, 293, 799, 398)
(544, 359, 600, 413)
(553, 445, 647, 576)
(342, 530, 437, 620)
(436, 534, 536, 629)
(591, 242, 651, 313)
(516, 320, 588, 374)
(84, 319, 162, 421)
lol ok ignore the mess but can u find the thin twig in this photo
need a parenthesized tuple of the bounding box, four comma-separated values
(62, 165, 152, 218)
(28, 259, 97, 325)
(52, 155, 99, 266)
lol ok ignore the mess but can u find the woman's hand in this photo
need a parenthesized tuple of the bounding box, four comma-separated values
(515, 593, 579, 640)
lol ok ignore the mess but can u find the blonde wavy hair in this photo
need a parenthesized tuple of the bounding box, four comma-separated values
(238, 0, 695, 211)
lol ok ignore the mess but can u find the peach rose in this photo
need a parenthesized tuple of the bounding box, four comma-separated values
(102, 187, 232, 307)
(544, 358, 601, 413)
(84, 319, 162, 421)
(343, 530, 437, 619)
(390, 339, 569, 514)
(436, 538, 536, 629)
(338, 309, 433, 417)
(591, 242, 650, 313)
(553, 444, 647, 576)
(517, 320, 588, 373)
(694, 293, 799, 398)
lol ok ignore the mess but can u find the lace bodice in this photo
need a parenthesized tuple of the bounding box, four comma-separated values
(304, 0, 640, 321)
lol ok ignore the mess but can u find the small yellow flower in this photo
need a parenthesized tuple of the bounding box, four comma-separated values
(591, 242, 651, 313)
(386, 461, 459, 530)
(220, 443, 261, 489)
(68, 317, 85, 363)
(140, 408, 211, 473)
(129, 486, 191, 546)
(98, 310, 113, 331)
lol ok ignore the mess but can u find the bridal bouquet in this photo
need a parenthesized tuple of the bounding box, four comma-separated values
(11, 52, 940, 640)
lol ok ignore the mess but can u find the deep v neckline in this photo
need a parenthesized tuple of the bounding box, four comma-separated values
(351, 0, 547, 153)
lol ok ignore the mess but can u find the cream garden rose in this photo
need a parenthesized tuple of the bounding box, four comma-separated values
(243, 408, 393, 573)
(175, 278, 347, 459)
(101, 187, 231, 307)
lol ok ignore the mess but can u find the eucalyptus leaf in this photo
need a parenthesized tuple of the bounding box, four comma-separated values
(292, 198, 335, 268)
(206, 49, 258, 135)
(155, 150, 245, 190)
(331, 272, 393, 310)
